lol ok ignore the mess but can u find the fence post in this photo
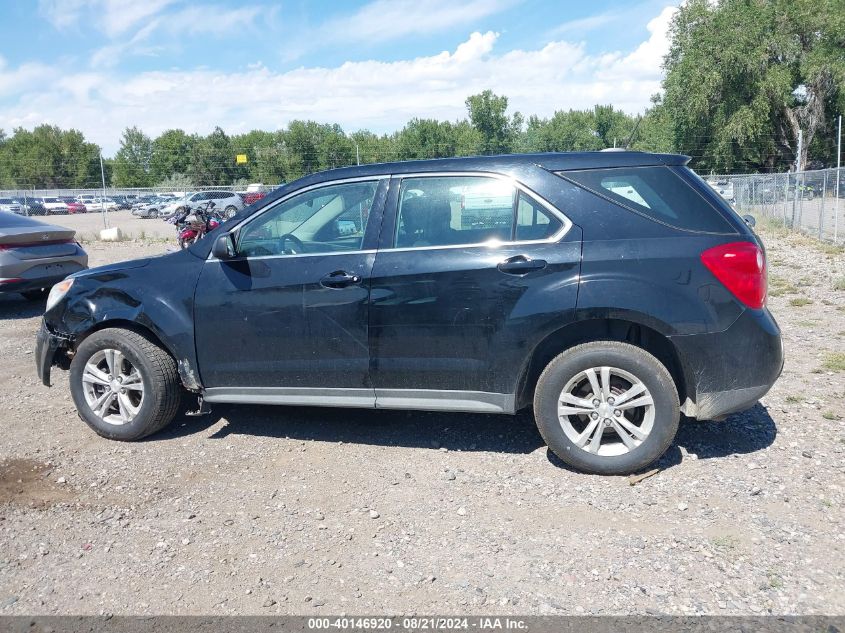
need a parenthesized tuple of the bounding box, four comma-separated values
(783, 173, 790, 224)
(819, 170, 827, 239)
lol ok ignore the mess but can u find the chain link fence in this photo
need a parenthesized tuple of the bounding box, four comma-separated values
(705, 168, 844, 242)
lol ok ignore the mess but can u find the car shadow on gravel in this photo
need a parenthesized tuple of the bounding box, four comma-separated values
(154, 401, 776, 472)
(156, 405, 547, 455)
(0, 295, 45, 320)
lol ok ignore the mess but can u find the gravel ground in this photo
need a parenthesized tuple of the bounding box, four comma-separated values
(50, 210, 176, 242)
(0, 225, 843, 616)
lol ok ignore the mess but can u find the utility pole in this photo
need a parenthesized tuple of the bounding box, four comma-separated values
(99, 152, 108, 229)
(356, 142, 360, 166)
(835, 114, 842, 243)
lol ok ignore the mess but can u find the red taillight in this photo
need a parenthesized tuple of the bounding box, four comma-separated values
(700, 241, 767, 309)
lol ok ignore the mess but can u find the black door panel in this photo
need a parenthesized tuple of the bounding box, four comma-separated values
(193, 178, 387, 391)
(369, 239, 581, 395)
(195, 253, 375, 389)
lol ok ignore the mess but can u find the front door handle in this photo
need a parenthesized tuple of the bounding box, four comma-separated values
(320, 270, 361, 288)
(497, 255, 547, 275)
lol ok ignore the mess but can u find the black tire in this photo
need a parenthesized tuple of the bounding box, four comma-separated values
(224, 205, 237, 219)
(533, 341, 679, 475)
(69, 328, 181, 441)
(20, 288, 49, 301)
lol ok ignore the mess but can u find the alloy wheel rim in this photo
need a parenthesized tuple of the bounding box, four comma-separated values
(557, 366, 655, 457)
(81, 349, 145, 425)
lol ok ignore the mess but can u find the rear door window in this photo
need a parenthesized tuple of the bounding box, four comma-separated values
(561, 166, 734, 233)
(515, 192, 562, 241)
(395, 176, 515, 248)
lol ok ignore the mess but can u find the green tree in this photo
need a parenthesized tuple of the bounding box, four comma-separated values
(465, 90, 522, 154)
(189, 126, 244, 185)
(151, 129, 197, 182)
(231, 130, 287, 184)
(112, 126, 153, 187)
(0, 125, 100, 188)
(661, 0, 845, 172)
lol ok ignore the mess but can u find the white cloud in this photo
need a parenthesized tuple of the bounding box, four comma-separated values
(0, 6, 677, 154)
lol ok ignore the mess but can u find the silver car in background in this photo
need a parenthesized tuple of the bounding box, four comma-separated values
(0, 212, 88, 300)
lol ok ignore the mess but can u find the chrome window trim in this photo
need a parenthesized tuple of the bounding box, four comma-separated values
(381, 170, 573, 252)
(206, 175, 389, 262)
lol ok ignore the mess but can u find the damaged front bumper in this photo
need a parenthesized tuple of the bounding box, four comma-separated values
(35, 320, 71, 386)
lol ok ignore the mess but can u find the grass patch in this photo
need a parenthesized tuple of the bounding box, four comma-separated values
(784, 395, 803, 404)
(756, 216, 791, 238)
(818, 242, 845, 257)
(766, 570, 784, 590)
(822, 411, 840, 421)
(789, 297, 813, 307)
(711, 535, 739, 551)
(768, 275, 800, 297)
(822, 353, 845, 372)
(795, 320, 820, 328)
(835, 277, 845, 291)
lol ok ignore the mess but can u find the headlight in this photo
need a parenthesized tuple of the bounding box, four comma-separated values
(46, 278, 74, 312)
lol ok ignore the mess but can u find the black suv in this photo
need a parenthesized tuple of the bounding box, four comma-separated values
(35, 152, 783, 475)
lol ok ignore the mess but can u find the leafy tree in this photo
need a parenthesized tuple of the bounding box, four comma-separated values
(151, 129, 197, 181)
(189, 126, 243, 185)
(112, 126, 153, 187)
(465, 90, 522, 154)
(0, 125, 100, 188)
(156, 173, 195, 190)
(231, 130, 286, 184)
(661, 0, 845, 172)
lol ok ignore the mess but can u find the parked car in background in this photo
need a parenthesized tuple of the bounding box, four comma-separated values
(0, 211, 88, 300)
(110, 195, 133, 210)
(131, 196, 172, 219)
(77, 196, 118, 212)
(706, 179, 735, 204)
(16, 198, 47, 216)
(0, 198, 23, 215)
(130, 195, 158, 210)
(58, 197, 87, 214)
(240, 183, 269, 206)
(37, 197, 70, 215)
(162, 191, 245, 219)
(36, 151, 782, 476)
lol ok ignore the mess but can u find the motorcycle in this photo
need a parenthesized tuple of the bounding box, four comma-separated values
(169, 201, 222, 249)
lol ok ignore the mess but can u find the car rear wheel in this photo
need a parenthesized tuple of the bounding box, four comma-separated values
(533, 341, 679, 475)
(69, 328, 181, 441)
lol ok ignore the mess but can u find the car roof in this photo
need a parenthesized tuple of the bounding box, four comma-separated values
(289, 151, 691, 188)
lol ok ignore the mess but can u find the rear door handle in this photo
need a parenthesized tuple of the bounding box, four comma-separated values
(497, 255, 547, 275)
(320, 270, 361, 288)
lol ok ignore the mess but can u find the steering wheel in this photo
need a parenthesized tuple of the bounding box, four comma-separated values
(280, 234, 305, 255)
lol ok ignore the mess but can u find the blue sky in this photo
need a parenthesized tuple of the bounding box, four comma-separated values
(0, 0, 680, 155)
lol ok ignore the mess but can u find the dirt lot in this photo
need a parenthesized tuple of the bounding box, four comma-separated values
(0, 224, 843, 616)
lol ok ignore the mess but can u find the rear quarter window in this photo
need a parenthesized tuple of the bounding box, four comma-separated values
(559, 166, 735, 233)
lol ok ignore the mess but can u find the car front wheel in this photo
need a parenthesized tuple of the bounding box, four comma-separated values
(533, 341, 679, 475)
(69, 328, 182, 441)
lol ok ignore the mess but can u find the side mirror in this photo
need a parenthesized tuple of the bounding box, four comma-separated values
(212, 234, 235, 259)
(742, 214, 756, 228)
